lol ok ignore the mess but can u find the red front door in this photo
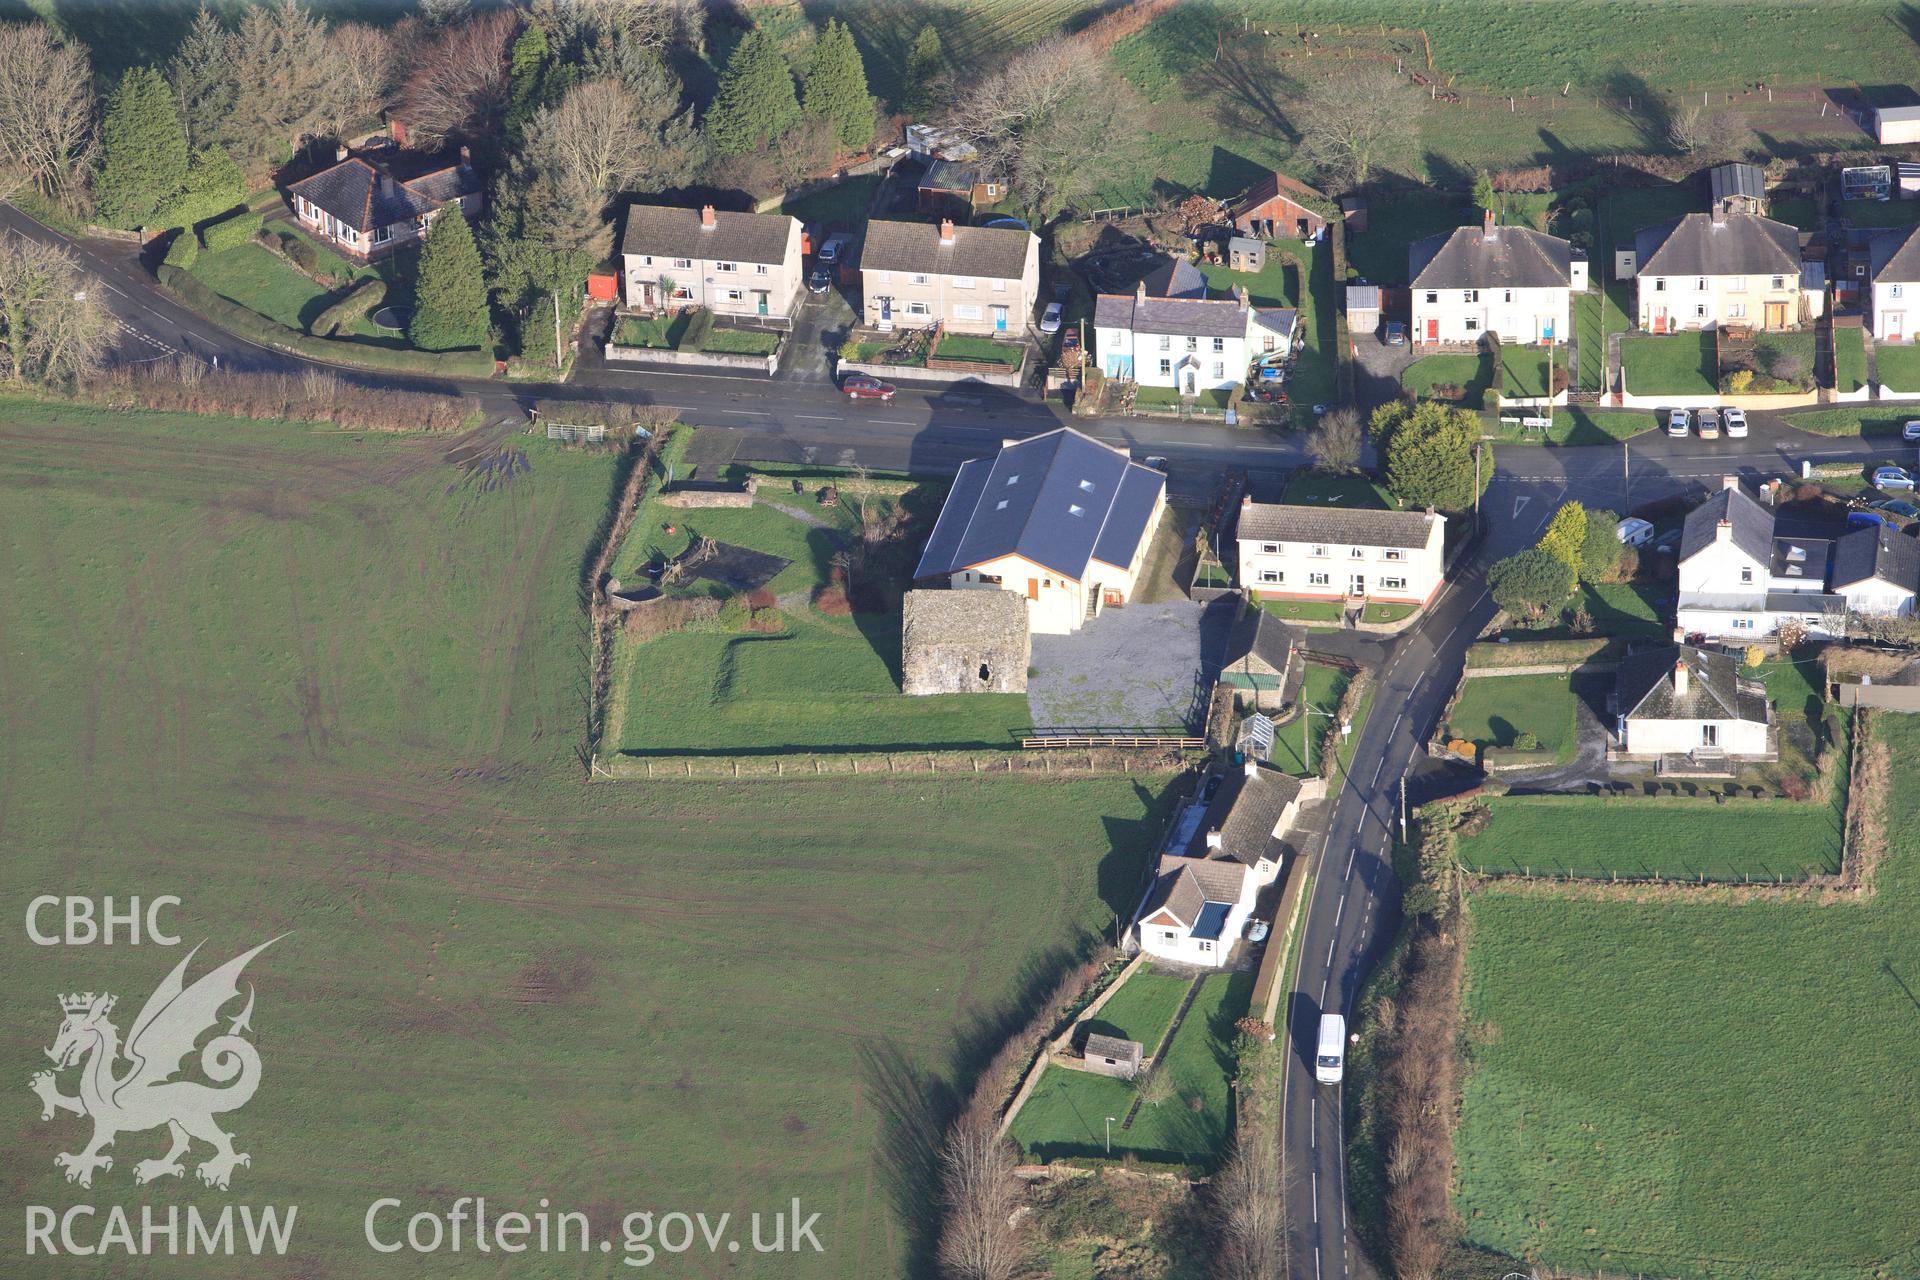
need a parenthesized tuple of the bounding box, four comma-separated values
(1424, 318, 1438, 342)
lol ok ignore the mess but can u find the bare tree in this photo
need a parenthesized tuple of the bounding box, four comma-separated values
(935, 1109, 1020, 1280)
(1308, 405, 1364, 474)
(950, 38, 1144, 219)
(398, 8, 516, 147)
(519, 74, 702, 256)
(0, 24, 94, 198)
(1669, 105, 1748, 162)
(318, 24, 399, 139)
(1213, 1127, 1284, 1280)
(0, 236, 110, 386)
(1295, 69, 1425, 191)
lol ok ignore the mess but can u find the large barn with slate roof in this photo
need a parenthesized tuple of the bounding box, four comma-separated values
(286, 144, 482, 262)
(1408, 211, 1582, 347)
(912, 428, 1167, 634)
(1234, 497, 1446, 613)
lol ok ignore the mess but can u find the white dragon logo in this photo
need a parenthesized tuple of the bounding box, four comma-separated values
(30, 938, 282, 1190)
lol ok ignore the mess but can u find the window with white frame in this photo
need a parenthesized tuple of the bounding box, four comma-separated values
(1259, 569, 1282, 583)
(1159, 335, 1171, 351)
(755, 264, 768, 275)
(715, 261, 737, 273)
(1464, 289, 1479, 303)
(1654, 278, 1666, 291)
(724, 288, 743, 302)
(1212, 337, 1225, 352)
(641, 255, 653, 265)
(1728, 303, 1746, 319)
(1740, 567, 1754, 583)
(1260, 542, 1279, 554)
(673, 258, 692, 269)
(992, 278, 1005, 291)
(1158, 358, 1171, 376)
(1310, 544, 1327, 557)
(1465, 317, 1480, 331)
(912, 273, 930, 285)
(954, 304, 982, 320)
(1695, 277, 1707, 290)
(1308, 571, 1331, 586)
(1381, 576, 1406, 590)
(1729, 276, 1746, 291)
(1197, 940, 1213, 953)
(1424, 291, 1438, 304)
(1350, 547, 1365, 559)
(907, 300, 931, 317)
(1895, 284, 1907, 299)
(1502, 289, 1513, 303)
(1732, 618, 1754, 630)
(1186, 336, 1198, 351)
(1212, 362, 1224, 378)
(954, 276, 975, 288)
(372, 224, 391, 244)
(1384, 548, 1402, 561)
(1770, 275, 1785, 290)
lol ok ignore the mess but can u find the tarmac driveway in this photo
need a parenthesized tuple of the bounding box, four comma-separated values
(1027, 598, 1208, 733)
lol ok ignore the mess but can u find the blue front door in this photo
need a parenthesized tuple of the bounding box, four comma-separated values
(993, 306, 1008, 332)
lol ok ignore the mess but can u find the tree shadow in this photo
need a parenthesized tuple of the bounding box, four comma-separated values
(1192, 46, 1303, 148)
(855, 1039, 956, 1280)
(1599, 68, 1674, 153)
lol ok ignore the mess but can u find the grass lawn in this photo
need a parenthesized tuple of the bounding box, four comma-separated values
(1346, 197, 1470, 286)
(1266, 662, 1353, 775)
(1282, 468, 1393, 508)
(1842, 198, 1920, 228)
(1834, 326, 1869, 392)
(934, 332, 1023, 366)
(190, 242, 346, 333)
(1454, 791, 1843, 880)
(702, 326, 782, 355)
(779, 173, 881, 228)
(1782, 407, 1917, 436)
(1453, 715, 1920, 1280)
(1573, 291, 1606, 391)
(1621, 332, 1716, 396)
(1483, 407, 1655, 445)
(1259, 597, 1345, 626)
(617, 312, 690, 349)
(1199, 239, 1335, 427)
(1446, 673, 1580, 758)
(1361, 601, 1418, 624)
(1079, 967, 1190, 1049)
(1499, 344, 1559, 398)
(1402, 350, 1493, 409)
(1518, 580, 1668, 638)
(1770, 195, 1820, 231)
(0, 395, 1175, 1280)
(1875, 341, 1920, 393)
(1135, 386, 1232, 409)
(1010, 971, 1253, 1169)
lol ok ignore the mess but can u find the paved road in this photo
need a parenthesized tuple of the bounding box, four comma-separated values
(8, 197, 1916, 1279)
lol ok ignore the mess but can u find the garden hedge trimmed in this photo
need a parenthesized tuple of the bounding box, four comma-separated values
(311, 278, 385, 338)
(162, 230, 199, 270)
(200, 210, 263, 253)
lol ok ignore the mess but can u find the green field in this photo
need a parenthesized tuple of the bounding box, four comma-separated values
(1835, 326, 1869, 393)
(1009, 971, 1253, 1168)
(1455, 789, 1843, 880)
(1622, 332, 1716, 395)
(1445, 674, 1580, 758)
(1403, 350, 1493, 408)
(0, 397, 1172, 1279)
(1079, 967, 1191, 1049)
(1454, 716, 1920, 1279)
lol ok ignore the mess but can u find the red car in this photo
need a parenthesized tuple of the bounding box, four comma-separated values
(843, 374, 897, 401)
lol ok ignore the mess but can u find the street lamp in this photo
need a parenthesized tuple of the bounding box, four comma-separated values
(1105, 1116, 1119, 1154)
(1301, 700, 1339, 773)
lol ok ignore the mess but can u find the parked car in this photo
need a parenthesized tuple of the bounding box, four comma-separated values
(1904, 420, 1920, 442)
(806, 268, 831, 294)
(1315, 1014, 1347, 1085)
(1040, 301, 1064, 334)
(1142, 455, 1169, 471)
(1062, 328, 1081, 353)
(1615, 516, 1655, 547)
(1723, 406, 1748, 438)
(1696, 408, 1721, 439)
(817, 234, 847, 265)
(1383, 321, 1406, 345)
(1850, 510, 1893, 529)
(1874, 465, 1916, 490)
(1246, 919, 1271, 944)
(842, 374, 896, 401)
(1874, 498, 1920, 518)
(1667, 408, 1691, 437)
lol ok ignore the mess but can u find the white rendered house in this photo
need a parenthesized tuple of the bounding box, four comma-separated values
(1409, 212, 1581, 346)
(1235, 500, 1445, 608)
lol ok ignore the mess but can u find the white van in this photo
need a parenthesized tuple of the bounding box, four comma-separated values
(1315, 1014, 1346, 1084)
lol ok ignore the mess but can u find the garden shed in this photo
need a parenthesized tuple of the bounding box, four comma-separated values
(1081, 1033, 1143, 1081)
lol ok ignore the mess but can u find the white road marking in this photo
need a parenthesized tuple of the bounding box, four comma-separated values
(1512, 495, 1531, 518)
(1310, 1097, 1316, 1146)
(1369, 758, 1385, 787)
(1343, 849, 1356, 882)
(1312, 1170, 1319, 1222)
(1320, 974, 1329, 1002)
(1332, 893, 1346, 930)
(872, 418, 916, 426)
(1315, 1243, 1323, 1280)
(794, 413, 840, 422)
(1325, 933, 1336, 967)
(716, 408, 773, 416)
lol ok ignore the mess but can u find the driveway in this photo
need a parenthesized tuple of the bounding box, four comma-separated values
(780, 284, 856, 384)
(1028, 599, 1209, 733)
(1351, 330, 1418, 410)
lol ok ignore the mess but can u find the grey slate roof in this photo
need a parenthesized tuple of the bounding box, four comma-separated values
(1710, 162, 1766, 206)
(288, 157, 478, 232)
(1832, 523, 1920, 591)
(1346, 284, 1381, 311)
(1768, 535, 1830, 585)
(1409, 223, 1573, 290)
(1634, 212, 1799, 279)
(1679, 484, 1774, 564)
(1237, 501, 1440, 551)
(1222, 603, 1296, 675)
(1140, 854, 1246, 928)
(913, 428, 1166, 581)
(1191, 764, 1304, 867)
(1880, 105, 1920, 123)
(1093, 292, 1248, 338)
(861, 218, 1032, 280)
(620, 205, 795, 266)
(1083, 1033, 1141, 1063)
(1252, 307, 1298, 341)
(1618, 645, 1770, 724)
(1869, 224, 1920, 282)
(1141, 256, 1208, 298)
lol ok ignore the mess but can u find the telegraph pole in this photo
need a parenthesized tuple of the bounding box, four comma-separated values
(1400, 774, 1408, 843)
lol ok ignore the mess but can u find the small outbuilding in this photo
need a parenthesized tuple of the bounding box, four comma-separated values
(1218, 601, 1296, 712)
(1709, 162, 1768, 216)
(1229, 172, 1330, 242)
(1081, 1033, 1143, 1080)
(1875, 103, 1920, 146)
(1228, 235, 1267, 273)
(900, 589, 1030, 695)
(1346, 284, 1381, 336)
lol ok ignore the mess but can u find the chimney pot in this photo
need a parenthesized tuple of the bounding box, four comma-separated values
(1205, 827, 1224, 850)
(700, 204, 716, 230)
(1711, 205, 1726, 226)
(939, 218, 956, 244)
(1137, 279, 1147, 302)
(1482, 208, 1496, 237)
(335, 144, 348, 163)
(458, 144, 472, 168)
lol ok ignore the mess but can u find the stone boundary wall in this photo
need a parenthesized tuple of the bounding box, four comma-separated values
(606, 342, 779, 375)
(835, 357, 1023, 388)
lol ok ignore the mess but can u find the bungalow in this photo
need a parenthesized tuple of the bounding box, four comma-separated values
(1134, 760, 1318, 969)
(285, 144, 482, 262)
(1235, 500, 1447, 610)
(912, 427, 1167, 635)
(1832, 521, 1920, 618)
(1675, 477, 1845, 638)
(1230, 171, 1330, 242)
(1615, 644, 1773, 761)
(860, 218, 1040, 336)
(619, 204, 804, 324)
(1631, 209, 1819, 332)
(1409, 212, 1581, 346)
(916, 159, 1004, 220)
(1868, 222, 1920, 342)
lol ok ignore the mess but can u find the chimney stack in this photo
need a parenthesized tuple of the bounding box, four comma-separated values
(1482, 208, 1496, 238)
(1136, 279, 1147, 302)
(938, 217, 956, 245)
(1715, 517, 1732, 543)
(1244, 755, 1260, 780)
(1722, 475, 1739, 491)
(335, 144, 348, 163)
(1711, 204, 1727, 226)
(1672, 658, 1689, 698)
(699, 204, 716, 230)
(458, 144, 472, 169)
(1206, 827, 1224, 850)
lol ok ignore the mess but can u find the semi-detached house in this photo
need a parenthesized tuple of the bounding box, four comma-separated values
(912, 428, 1167, 635)
(1868, 222, 1920, 342)
(619, 204, 803, 323)
(1409, 212, 1582, 346)
(1631, 209, 1820, 333)
(859, 218, 1039, 336)
(1093, 282, 1296, 393)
